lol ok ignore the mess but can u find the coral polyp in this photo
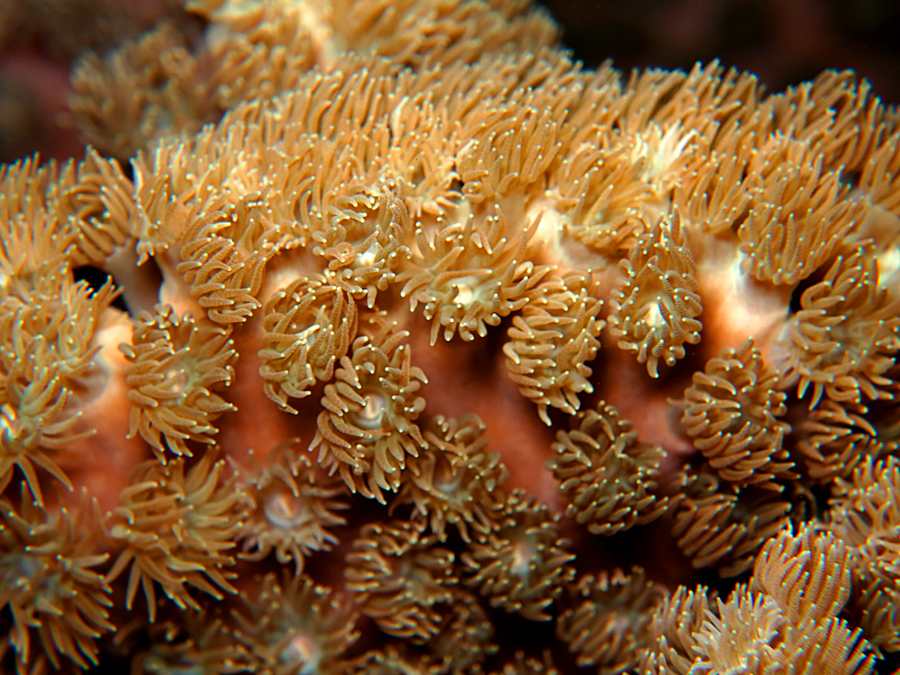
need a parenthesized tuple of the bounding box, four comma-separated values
(231, 570, 359, 675)
(345, 519, 456, 640)
(310, 317, 427, 502)
(234, 441, 349, 574)
(678, 338, 793, 489)
(122, 304, 237, 459)
(608, 216, 703, 378)
(104, 450, 246, 621)
(0, 492, 113, 671)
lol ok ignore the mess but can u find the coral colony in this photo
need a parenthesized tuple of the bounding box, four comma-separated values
(1, 0, 900, 673)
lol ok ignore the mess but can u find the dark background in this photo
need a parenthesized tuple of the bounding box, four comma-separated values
(539, 0, 899, 101)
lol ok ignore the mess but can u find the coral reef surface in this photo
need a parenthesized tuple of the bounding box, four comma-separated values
(1, 0, 899, 673)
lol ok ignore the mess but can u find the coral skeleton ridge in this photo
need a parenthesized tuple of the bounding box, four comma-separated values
(1, 0, 900, 672)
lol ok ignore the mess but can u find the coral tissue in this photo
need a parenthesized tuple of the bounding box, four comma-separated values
(1, 0, 900, 673)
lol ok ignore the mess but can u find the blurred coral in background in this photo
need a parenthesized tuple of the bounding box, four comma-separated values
(1, 1, 900, 674)
(0, 0, 190, 162)
(3, 0, 899, 163)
